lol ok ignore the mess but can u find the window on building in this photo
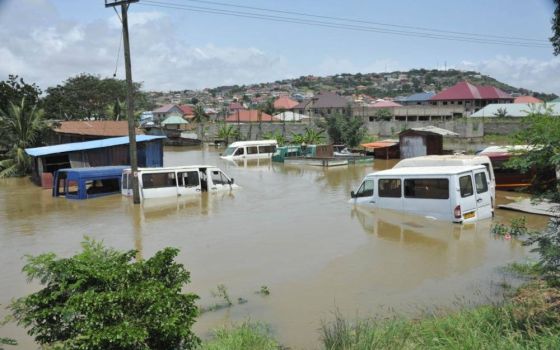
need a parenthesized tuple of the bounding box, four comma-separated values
(443, 101, 448, 105)
(378, 179, 401, 198)
(475, 172, 488, 194)
(142, 172, 176, 188)
(369, 116, 374, 122)
(404, 179, 449, 199)
(459, 175, 474, 197)
(458, 101, 463, 105)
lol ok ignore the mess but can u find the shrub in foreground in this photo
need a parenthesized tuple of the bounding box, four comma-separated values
(200, 322, 279, 350)
(11, 238, 199, 350)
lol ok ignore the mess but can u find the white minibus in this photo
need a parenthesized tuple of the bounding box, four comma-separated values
(221, 140, 278, 160)
(350, 165, 493, 223)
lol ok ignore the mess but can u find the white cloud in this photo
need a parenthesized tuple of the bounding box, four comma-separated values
(456, 56, 560, 95)
(0, 0, 291, 91)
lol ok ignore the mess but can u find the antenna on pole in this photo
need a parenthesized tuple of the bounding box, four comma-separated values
(106, 0, 141, 204)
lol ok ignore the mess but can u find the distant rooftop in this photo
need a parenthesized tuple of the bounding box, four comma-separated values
(395, 92, 435, 102)
(470, 103, 560, 117)
(53, 120, 137, 137)
(431, 81, 512, 101)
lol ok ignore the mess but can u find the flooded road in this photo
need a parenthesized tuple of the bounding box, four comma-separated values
(0, 146, 549, 349)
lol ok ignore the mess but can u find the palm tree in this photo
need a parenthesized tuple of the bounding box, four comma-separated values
(217, 123, 239, 145)
(302, 127, 325, 144)
(192, 104, 208, 140)
(0, 98, 45, 177)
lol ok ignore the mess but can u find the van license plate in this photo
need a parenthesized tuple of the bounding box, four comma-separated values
(464, 211, 476, 219)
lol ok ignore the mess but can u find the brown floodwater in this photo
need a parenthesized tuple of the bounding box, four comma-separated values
(0, 146, 550, 349)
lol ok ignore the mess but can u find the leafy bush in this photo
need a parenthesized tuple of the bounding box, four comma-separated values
(200, 322, 279, 350)
(11, 238, 199, 350)
(524, 218, 560, 287)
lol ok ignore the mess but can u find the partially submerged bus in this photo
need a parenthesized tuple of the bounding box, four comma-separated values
(221, 140, 278, 160)
(350, 165, 493, 223)
(53, 166, 127, 200)
(122, 165, 238, 200)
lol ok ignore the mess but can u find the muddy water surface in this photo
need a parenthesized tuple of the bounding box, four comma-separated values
(0, 146, 549, 349)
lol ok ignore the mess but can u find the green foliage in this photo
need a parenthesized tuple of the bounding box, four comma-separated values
(492, 217, 529, 237)
(551, 0, 560, 56)
(321, 113, 366, 147)
(262, 131, 286, 146)
(0, 313, 17, 349)
(42, 74, 151, 120)
(320, 297, 560, 350)
(291, 127, 325, 145)
(0, 75, 41, 114)
(493, 107, 510, 118)
(0, 98, 45, 177)
(258, 97, 275, 116)
(256, 286, 270, 296)
(524, 218, 560, 287)
(212, 284, 233, 307)
(509, 112, 560, 201)
(506, 261, 541, 276)
(217, 123, 239, 144)
(374, 108, 392, 121)
(200, 322, 280, 350)
(11, 238, 199, 350)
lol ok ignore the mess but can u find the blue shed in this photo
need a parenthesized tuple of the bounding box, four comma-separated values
(25, 135, 165, 187)
(53, 166, 128, 200)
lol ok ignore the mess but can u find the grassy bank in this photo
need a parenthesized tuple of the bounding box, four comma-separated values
(200, 322, 280, 350)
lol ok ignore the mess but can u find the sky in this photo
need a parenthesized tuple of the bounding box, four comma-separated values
(0, 0, 559, 94)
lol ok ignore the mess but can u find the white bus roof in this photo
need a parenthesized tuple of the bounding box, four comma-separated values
(227, 140, 278, 147)
(394, 155, 491, 168)
(123, 165, 219, 173)
(366, 165, 486, 177)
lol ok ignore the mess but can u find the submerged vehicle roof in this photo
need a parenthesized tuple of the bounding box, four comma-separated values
(227, 140, 278, 147)
(394, 155, 491, 168)
(57, 166, 128, 177)
(123, 165, 221, 172)
(366, 165, 486, 177)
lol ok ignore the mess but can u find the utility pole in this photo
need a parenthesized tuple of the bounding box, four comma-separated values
(105, 0, 141, 204)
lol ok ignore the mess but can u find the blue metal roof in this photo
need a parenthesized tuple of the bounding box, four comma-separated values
(57, 166, 128, 178)
(25, 135, 166, 157)
(396, 92, 435, 102)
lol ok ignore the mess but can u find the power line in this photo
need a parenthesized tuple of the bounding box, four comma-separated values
(139, 0, 549, 48)
(171, 0, 548, 44)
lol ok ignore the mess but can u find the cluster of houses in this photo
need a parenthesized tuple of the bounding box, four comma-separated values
(143, 81, 558, 128)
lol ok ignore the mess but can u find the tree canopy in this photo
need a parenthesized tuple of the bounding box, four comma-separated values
(11, 238, 200, 350)
(0, 75, 41, 114)
(42, 74, 151, 120)
(551, 0, 560, 55)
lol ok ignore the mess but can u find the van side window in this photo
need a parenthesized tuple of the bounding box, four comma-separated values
(142, 172, 176, 188)
(378, 179, 401, 198)
(234, 148, 244, 156)
(356, 179, 374, 197)
(404, 179, 449, 199)
(258, 145, 276, 153)
(211, 170, 228, 185)
(247, 146, 258, 154)
(179, 171, 199, 188)
(475, 172, 488, 194)
(459, 175, 474, 197)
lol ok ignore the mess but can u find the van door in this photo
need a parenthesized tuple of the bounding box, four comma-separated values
(208, 169, 232, 192)
(352, 178, 375, 205)
(177, 171, 201, 196)
(474, 170, 492, 220)
(458, 173, 477, 221)
(141, 171, 178, 198)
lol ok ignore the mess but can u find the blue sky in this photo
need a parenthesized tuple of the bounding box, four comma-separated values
(0, 0, 558, 93)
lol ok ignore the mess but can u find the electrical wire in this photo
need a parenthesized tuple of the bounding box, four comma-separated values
(139, 0, 549, 48)
(170, 0, 548, 44)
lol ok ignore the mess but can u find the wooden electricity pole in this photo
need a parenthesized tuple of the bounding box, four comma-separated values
(105, 0, 141, 204)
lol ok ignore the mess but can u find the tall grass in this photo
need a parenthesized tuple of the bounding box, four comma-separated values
(200, 321, 280, 350)
(321, 284, 560, 350)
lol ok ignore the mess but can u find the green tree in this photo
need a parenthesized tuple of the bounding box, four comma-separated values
(551, 0, 560, 55)
(42, 74, 149, 120)
(0, 98, 45, 177)
(321, 113, 366, 147)
(190, 97, 199, 105)
(262, 130, 286, 146)
(493, 107, 509, 118)
(11, 238, 199, 350)
(217, 123, 239, 144)
(259, 97, 275, 116)
(0, 75, 41, 114)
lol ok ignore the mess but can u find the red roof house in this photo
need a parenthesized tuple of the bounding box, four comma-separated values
(371, 100, 402, 108)
(225, 110, 276, 123)
(228, 102, 245, 111)
(431, 81, 513, 113)
(179, 104, 194, 115)
(273, 96, 299, 110)
(514, 95, 543, 104)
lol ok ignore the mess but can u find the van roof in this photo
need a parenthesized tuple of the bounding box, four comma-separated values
(394, 155, 491, 168)
(228, 140, 278, 147)
(366, 165, 486, 177)
(123, 165, 218, 172)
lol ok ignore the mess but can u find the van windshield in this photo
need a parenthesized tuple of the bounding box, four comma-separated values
(224, 147, 236, 156)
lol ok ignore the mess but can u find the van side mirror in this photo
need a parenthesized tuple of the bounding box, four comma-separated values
(350, 191, 356, 198)
(229, 178, 234, 185)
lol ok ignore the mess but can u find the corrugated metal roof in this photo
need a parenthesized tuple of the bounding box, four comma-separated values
(431, 81, 512, 101)
(470, 103, 560, 117)
(395, 92, 435, 102)
(404, 126, 459, 136)
(161, 115, 188, 125)
(25, 135, 166, 157)
(53, 121, 135, 137)
(57, 166, 129, 177)
(514, 96, 543, 104)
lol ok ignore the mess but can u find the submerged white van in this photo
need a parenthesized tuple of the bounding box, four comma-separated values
(122, 165, 238, 200)
(350, 165, 493, 223)
(221, 140, 278, 160)
(394, 155, 496, 209)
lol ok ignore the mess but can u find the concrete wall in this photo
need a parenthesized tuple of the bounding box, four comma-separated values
(481, 118, 524, 135)
(203, 122, 314, 142)
(365, 118, 484, 138)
